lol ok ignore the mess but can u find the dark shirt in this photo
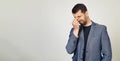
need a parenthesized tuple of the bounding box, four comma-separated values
(83, 25, 91, 61)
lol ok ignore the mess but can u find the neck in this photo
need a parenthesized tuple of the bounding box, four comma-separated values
(84, 18, 92, 27)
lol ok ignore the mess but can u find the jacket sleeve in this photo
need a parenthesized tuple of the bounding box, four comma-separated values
(101, 26, 112, 61)
(65, 28, 78, 54)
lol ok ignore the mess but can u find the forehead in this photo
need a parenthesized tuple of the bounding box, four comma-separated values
(73, 10, 83, 17)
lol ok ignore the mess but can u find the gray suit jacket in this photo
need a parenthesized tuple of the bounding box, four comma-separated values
(66, 21, 112, 61)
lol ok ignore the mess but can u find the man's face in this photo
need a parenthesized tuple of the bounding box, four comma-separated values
(73, 10, 88, 25)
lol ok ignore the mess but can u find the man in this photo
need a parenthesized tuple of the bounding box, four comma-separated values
(66, 3, 112, 61)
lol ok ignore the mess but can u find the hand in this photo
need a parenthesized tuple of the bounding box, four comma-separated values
(72, 18, 80, 30)
(72, 18, 80, 38)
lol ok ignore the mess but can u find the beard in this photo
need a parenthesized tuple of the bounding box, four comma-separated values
(78, 20, 87, 26)
(79, 17, 88, 26)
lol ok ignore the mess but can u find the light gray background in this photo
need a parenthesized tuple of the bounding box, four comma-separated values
(0, 0, 120, 61)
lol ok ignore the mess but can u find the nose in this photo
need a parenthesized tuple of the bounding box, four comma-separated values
(77, 18, 80, 21)
(75, 17, 79, 21)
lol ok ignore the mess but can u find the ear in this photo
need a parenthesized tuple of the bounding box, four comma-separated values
(85, 11, 88, 16)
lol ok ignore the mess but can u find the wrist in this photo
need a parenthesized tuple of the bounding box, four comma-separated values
(73, 29, 79, 38)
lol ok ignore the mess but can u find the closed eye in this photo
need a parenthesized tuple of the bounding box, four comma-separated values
(78, 16, 81, 18)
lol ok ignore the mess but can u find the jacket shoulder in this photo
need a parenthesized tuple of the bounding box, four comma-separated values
(94, 22, 107, 29)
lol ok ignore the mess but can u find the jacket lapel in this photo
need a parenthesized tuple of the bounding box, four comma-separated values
(78, 25, 84, 50)
(86, 22, 97, 48)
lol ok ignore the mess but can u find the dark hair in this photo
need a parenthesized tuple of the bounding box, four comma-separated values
(72, 3, 87, 14)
